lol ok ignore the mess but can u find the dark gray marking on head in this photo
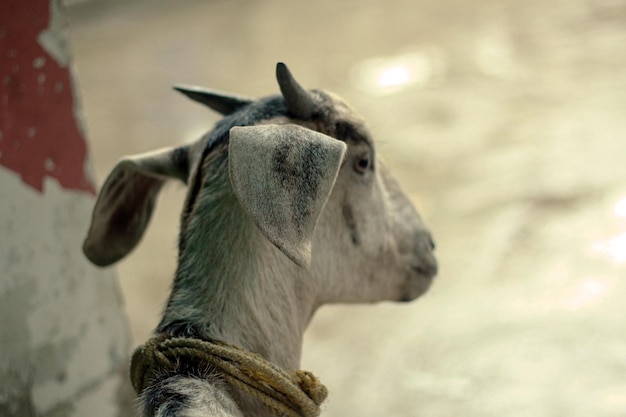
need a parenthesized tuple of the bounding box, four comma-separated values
(335, 120, 372, 145)
(334, 121, 368, 144)
(334, 120, 376, 171)
(271, 140, 324, 235)
(341, 200, 360, 246)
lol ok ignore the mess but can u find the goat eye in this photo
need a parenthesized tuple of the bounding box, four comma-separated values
(354, 155, 371, 174)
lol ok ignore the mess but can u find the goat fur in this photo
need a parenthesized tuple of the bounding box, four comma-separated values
(83, 63, 437, 417)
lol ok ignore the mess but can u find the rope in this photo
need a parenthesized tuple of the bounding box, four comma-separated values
(130, 335, 328, 417)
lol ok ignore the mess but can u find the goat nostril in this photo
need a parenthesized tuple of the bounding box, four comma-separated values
(429, 237, 436, 251)
(413, 265, 428, 275)
(412, 260, 438, 278)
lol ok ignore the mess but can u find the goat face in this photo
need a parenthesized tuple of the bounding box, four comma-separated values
(82, 63, 437, 308)
(298, 92, 438, 304)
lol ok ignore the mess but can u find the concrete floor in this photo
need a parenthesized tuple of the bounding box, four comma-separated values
(67, 0, 626, 416)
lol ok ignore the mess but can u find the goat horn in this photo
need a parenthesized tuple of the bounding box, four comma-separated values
(276, 62, 315, 120)
(173, 85, 253, 116)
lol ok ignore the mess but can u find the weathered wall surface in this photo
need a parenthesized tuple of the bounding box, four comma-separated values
(0, 1, 133, 416)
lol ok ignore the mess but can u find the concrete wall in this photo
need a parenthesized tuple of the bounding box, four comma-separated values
(0, 1, 134, 415)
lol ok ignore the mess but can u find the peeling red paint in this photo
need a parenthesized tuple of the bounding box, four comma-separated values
(0, 0, 96, 194)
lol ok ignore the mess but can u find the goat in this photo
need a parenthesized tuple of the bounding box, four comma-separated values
(83, 63, 437, 417)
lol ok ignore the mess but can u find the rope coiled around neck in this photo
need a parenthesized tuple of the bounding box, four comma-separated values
(130, 335, 328, 417)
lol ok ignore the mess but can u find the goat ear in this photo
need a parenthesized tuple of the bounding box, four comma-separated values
(229, 124, 346, 268)
(83, 146, 190, 267)
(173, 85, 253, 115)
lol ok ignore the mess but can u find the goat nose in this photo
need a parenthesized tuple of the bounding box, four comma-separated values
(413, 234, 438, 278)
(415, 252, 438, 278)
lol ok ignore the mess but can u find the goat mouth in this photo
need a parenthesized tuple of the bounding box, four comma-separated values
(398, 267, 435, 302)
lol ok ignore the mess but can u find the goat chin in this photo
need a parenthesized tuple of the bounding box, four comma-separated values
(84, 62, 437, 417)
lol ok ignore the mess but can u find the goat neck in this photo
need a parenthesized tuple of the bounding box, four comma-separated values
(157, 146, 315, 370)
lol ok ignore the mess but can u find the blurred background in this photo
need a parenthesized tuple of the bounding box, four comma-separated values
(65, 0, 626, 416)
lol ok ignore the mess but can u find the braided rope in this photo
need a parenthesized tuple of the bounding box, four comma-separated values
(130, 336, 328, 417)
